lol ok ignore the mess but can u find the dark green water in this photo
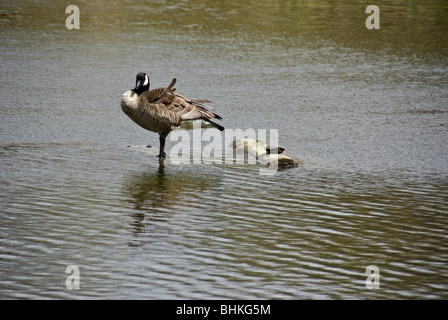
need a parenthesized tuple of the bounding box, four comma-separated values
(1, 0, 447, 299)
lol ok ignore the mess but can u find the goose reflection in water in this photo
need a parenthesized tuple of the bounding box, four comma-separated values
(123, 161, 220, 234)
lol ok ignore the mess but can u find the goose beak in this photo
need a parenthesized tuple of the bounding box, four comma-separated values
(134, 80, 142, 90)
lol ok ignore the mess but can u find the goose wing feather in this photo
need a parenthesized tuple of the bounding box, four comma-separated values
(141, 78, 177, 104)
(134, 78, 222, 129)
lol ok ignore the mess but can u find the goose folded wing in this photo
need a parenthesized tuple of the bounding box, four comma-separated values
(178, 104, 206, 120)
(187, 99, 214, 107)
(142, 89, 173, 104)
(141, 78, 177, 104)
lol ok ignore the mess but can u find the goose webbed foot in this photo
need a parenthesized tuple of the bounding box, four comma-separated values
(157, 152, 167, 159)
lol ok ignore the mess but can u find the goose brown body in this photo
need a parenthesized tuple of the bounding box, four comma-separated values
(121, 73, 224, 158)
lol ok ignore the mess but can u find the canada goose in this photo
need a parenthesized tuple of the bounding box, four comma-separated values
(121, 72, 224, 158)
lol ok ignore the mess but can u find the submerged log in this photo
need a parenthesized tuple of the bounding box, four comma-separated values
(232, 138, 300, 170)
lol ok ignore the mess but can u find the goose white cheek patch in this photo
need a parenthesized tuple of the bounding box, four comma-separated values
(143, 75, 149, 86)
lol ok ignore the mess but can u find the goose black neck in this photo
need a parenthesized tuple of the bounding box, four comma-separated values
(133, 85, 148, 95)
(133, 73, 150, 95)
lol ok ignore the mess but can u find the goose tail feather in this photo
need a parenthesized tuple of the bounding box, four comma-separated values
(206, 120, 225, 131)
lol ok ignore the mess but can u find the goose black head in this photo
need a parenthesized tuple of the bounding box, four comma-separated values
(133, 72, 150, 94)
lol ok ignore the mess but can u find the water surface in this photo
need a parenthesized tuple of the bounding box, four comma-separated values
(1, 0, 447, 299)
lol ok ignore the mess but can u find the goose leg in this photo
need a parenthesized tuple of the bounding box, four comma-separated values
(157, 134, 167, 158)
